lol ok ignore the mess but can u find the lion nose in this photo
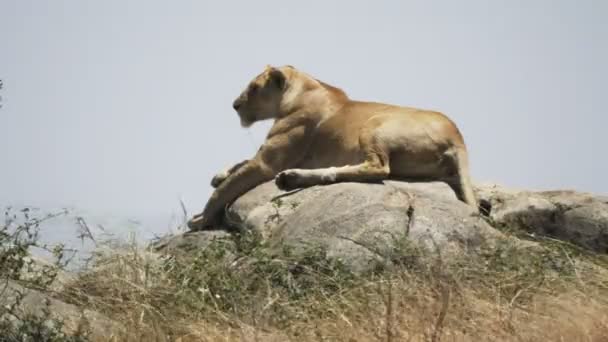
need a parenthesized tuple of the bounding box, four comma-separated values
(232, 99, 242, 111)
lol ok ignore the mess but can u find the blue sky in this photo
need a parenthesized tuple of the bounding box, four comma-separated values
(1, 1, 606, 234)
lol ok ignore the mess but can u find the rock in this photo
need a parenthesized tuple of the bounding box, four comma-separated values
(1, 281, 123, 339)
(151, 229, 234, 255)
(161, 181, 506, 272)
(476, 184, 608, 253)
(229, 181, 503, 272)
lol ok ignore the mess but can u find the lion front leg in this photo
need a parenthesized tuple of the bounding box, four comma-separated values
(191, 117, 316, 231)
(276, 131, 391, 190)
(188, 160, 274, 231)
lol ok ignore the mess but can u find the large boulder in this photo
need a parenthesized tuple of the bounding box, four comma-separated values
(158, 181, 506, 272)
(476, 183, 608, 253)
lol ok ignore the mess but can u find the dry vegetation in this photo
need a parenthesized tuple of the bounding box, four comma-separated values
(53, 228, 608, 342)
(2, 207, 608, 341)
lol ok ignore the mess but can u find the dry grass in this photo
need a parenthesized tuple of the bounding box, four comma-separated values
(56, 232, 608, 342)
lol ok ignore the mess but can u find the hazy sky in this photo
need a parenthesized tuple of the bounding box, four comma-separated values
(1, 1, 607, 228)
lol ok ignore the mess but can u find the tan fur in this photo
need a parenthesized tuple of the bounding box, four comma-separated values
(188, 65, 477, 230)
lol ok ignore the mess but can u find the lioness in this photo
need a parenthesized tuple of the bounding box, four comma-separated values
(188, 65, 476, 230)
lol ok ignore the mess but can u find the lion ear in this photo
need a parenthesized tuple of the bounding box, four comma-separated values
(268, 68, 286, 90)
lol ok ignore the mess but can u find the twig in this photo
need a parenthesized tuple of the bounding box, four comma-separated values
(560, 245, 586, 289)
(406, 202, 415, 236)
(385, 279, 394, 342)
(179, 198, 188, 228)
(337, 235, 386, 260)
(431, 285, 450, 342)
(429, 237, 450, 342)
(75, 216, 97, 246)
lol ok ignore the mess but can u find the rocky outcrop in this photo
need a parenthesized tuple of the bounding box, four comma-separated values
(156, 181, 509, 272)
(155, 180, 607, 271)
(476, 184, 608, 253)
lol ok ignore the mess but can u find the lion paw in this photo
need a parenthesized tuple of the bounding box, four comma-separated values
(275, 170, 301, 191)
(187, 213, 221, 231)
(210, 172, 228, 188)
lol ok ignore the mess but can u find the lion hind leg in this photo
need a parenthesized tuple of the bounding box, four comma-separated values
(275, 160, 390, 190)
(275, 130, 390, 190)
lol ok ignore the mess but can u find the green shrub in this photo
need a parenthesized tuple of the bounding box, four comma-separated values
(0, 207, 90, 342)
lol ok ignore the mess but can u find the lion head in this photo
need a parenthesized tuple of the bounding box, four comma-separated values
(232, 65, 293, 127)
